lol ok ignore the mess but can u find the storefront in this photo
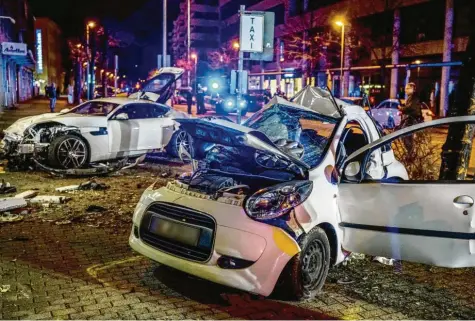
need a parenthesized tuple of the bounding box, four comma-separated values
(1, 42, 35, 107)
(249, 69, 309, 97)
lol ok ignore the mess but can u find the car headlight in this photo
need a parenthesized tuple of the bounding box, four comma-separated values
(225, 99, 234, 109)
(238, 99, 247, 108)
(245, 181, 313, 221)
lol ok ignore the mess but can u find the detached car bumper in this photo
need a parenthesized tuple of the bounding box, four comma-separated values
(129, 185, 300, 297)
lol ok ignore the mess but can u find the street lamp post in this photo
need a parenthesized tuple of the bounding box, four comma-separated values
(336, 20, 345, 97)
(86, 21, 96, 100)
(191, 53, 198, 94)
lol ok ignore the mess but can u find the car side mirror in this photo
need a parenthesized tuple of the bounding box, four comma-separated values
(344, 161, 361, 180)
(115, 113, 129, 120)
(59, 108, 70, 114)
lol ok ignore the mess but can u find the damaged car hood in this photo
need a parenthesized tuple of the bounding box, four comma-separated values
(4, 113, 107, 136)
(176, 118, 310, 178)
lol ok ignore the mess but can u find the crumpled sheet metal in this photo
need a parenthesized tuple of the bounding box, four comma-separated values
(33, 158, 129, 177)
(291, 86, 343, 119)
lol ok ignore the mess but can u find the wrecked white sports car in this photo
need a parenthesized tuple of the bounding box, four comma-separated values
(0, 68, 190, 169)
(129, 87, 414, 299)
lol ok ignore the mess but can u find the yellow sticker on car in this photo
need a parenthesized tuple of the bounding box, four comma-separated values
(272, 227, 300, 256)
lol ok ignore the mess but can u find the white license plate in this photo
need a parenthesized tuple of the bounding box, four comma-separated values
(149, 216, 200, 247)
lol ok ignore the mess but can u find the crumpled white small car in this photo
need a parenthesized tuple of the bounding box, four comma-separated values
(130, 87, 418, 299)
(1, 68, 189, 169)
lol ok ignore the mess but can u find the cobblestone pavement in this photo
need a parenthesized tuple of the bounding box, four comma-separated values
(1, 220, 475, 320)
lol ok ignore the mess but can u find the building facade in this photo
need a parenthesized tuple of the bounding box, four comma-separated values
(34, 18, 63, 94)
(0, 0, 36, 108)
(172, 0, 220, 84)
(173, 0, 468, 114)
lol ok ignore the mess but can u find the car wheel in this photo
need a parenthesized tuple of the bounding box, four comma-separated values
(48, 134, 89, 169)
(166, 130, 192, 159)
(277, 227, 331, 300)
(387, 117, 395, 129)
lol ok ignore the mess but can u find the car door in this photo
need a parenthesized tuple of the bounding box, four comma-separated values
(108, 104, 140, 155)
(337, 116, 475, 268)
(109, 103, 171, 154)
(371, 101, 390, 126)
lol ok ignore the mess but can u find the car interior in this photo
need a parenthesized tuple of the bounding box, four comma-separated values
(336, 121, 369, 170)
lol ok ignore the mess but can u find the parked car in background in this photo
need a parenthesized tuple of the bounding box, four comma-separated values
(340, 96, 371, 112)
(173, 87, 195, 105)
(213, 92, 265, 116)
(94, 86, 118, 99)
(370, 98, 434, 129)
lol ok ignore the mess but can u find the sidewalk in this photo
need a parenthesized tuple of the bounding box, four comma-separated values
(0, 98, 68, 132)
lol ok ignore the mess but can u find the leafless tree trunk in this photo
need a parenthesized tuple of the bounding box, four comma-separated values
(439, 0, 475, 180)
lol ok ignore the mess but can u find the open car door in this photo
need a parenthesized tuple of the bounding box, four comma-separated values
(129, 67, 184, 104)
(337, 116, 475, 268)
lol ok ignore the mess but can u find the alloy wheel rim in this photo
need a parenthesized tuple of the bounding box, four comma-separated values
(57, 138, 87, 169)
(301, 239, 325, 289)
(176, 131, 191, 154)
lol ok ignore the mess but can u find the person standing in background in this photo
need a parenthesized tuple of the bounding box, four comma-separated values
(67, 84, 74, 105)
(186, 88, 193, 115)
(48, 83, 58, 113)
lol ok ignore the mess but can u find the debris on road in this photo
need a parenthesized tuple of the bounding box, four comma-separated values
(78, 180, 109, 191)
(373, 256, 395, 266)
(15, 190, 39, 199)
(0, 198, 27, 212)
(29, 195, 71, 205)
(337, 277, 356, 285)
(0, 285, 11, 293)
(55, 185, 80, 193)
(121, 154, 146, 170)
(0, 179, 17, 194)
(0, 213, 24, 223)
(34, 158, 129, 177)
(86, 205, 107, 213)
(55, 220, 72, 225)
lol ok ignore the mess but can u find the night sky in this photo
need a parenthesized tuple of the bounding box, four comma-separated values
(29, 0, 179, 38)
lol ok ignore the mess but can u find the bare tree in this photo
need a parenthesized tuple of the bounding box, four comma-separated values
(439, 0, 475, 180)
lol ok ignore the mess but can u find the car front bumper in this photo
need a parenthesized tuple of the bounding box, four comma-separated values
(129, 184, 301, 297)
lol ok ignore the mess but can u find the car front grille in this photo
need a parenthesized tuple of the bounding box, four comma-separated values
(140, 202, 216, 262)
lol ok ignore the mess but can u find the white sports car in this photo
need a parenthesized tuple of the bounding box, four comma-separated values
(1, 68, 190, 169)
(129, 87, 415, 299)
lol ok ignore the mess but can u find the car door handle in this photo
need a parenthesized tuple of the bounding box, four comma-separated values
(453, 195, 474, 209)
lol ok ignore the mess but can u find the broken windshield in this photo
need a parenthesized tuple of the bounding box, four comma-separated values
(245, 104, 339, 168)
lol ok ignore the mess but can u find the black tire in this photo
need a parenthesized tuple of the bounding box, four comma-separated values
(47, 134, 89, 169)
(277, 227, 331, 300)
(166, 130, 192, 159)
(387, 117, 395, 129)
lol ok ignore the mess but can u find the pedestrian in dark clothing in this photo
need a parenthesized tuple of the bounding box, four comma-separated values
(263, 89, 272, 104)
(186, 89, 193, 114)
(47, 83, 58, 113)
(399, 83, 422, 152)
(196, 84, 206, 114)
(400, 82, 422, 126)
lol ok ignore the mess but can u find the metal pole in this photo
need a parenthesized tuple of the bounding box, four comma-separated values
(163, 0, 167, 67)
(187, 0, 191, 86)
(237, 5, 245, 125)
(86, 25, 90, 100)
(114, 55, 118, 93)
(339, 24, 345, 97)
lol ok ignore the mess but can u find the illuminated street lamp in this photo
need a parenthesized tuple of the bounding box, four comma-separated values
(233, 41, 240, 50)
(86, 21, 97, 100)
(335, 20, 345, 96)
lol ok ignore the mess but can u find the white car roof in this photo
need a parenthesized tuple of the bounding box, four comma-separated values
(91, 97, 161, 105)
